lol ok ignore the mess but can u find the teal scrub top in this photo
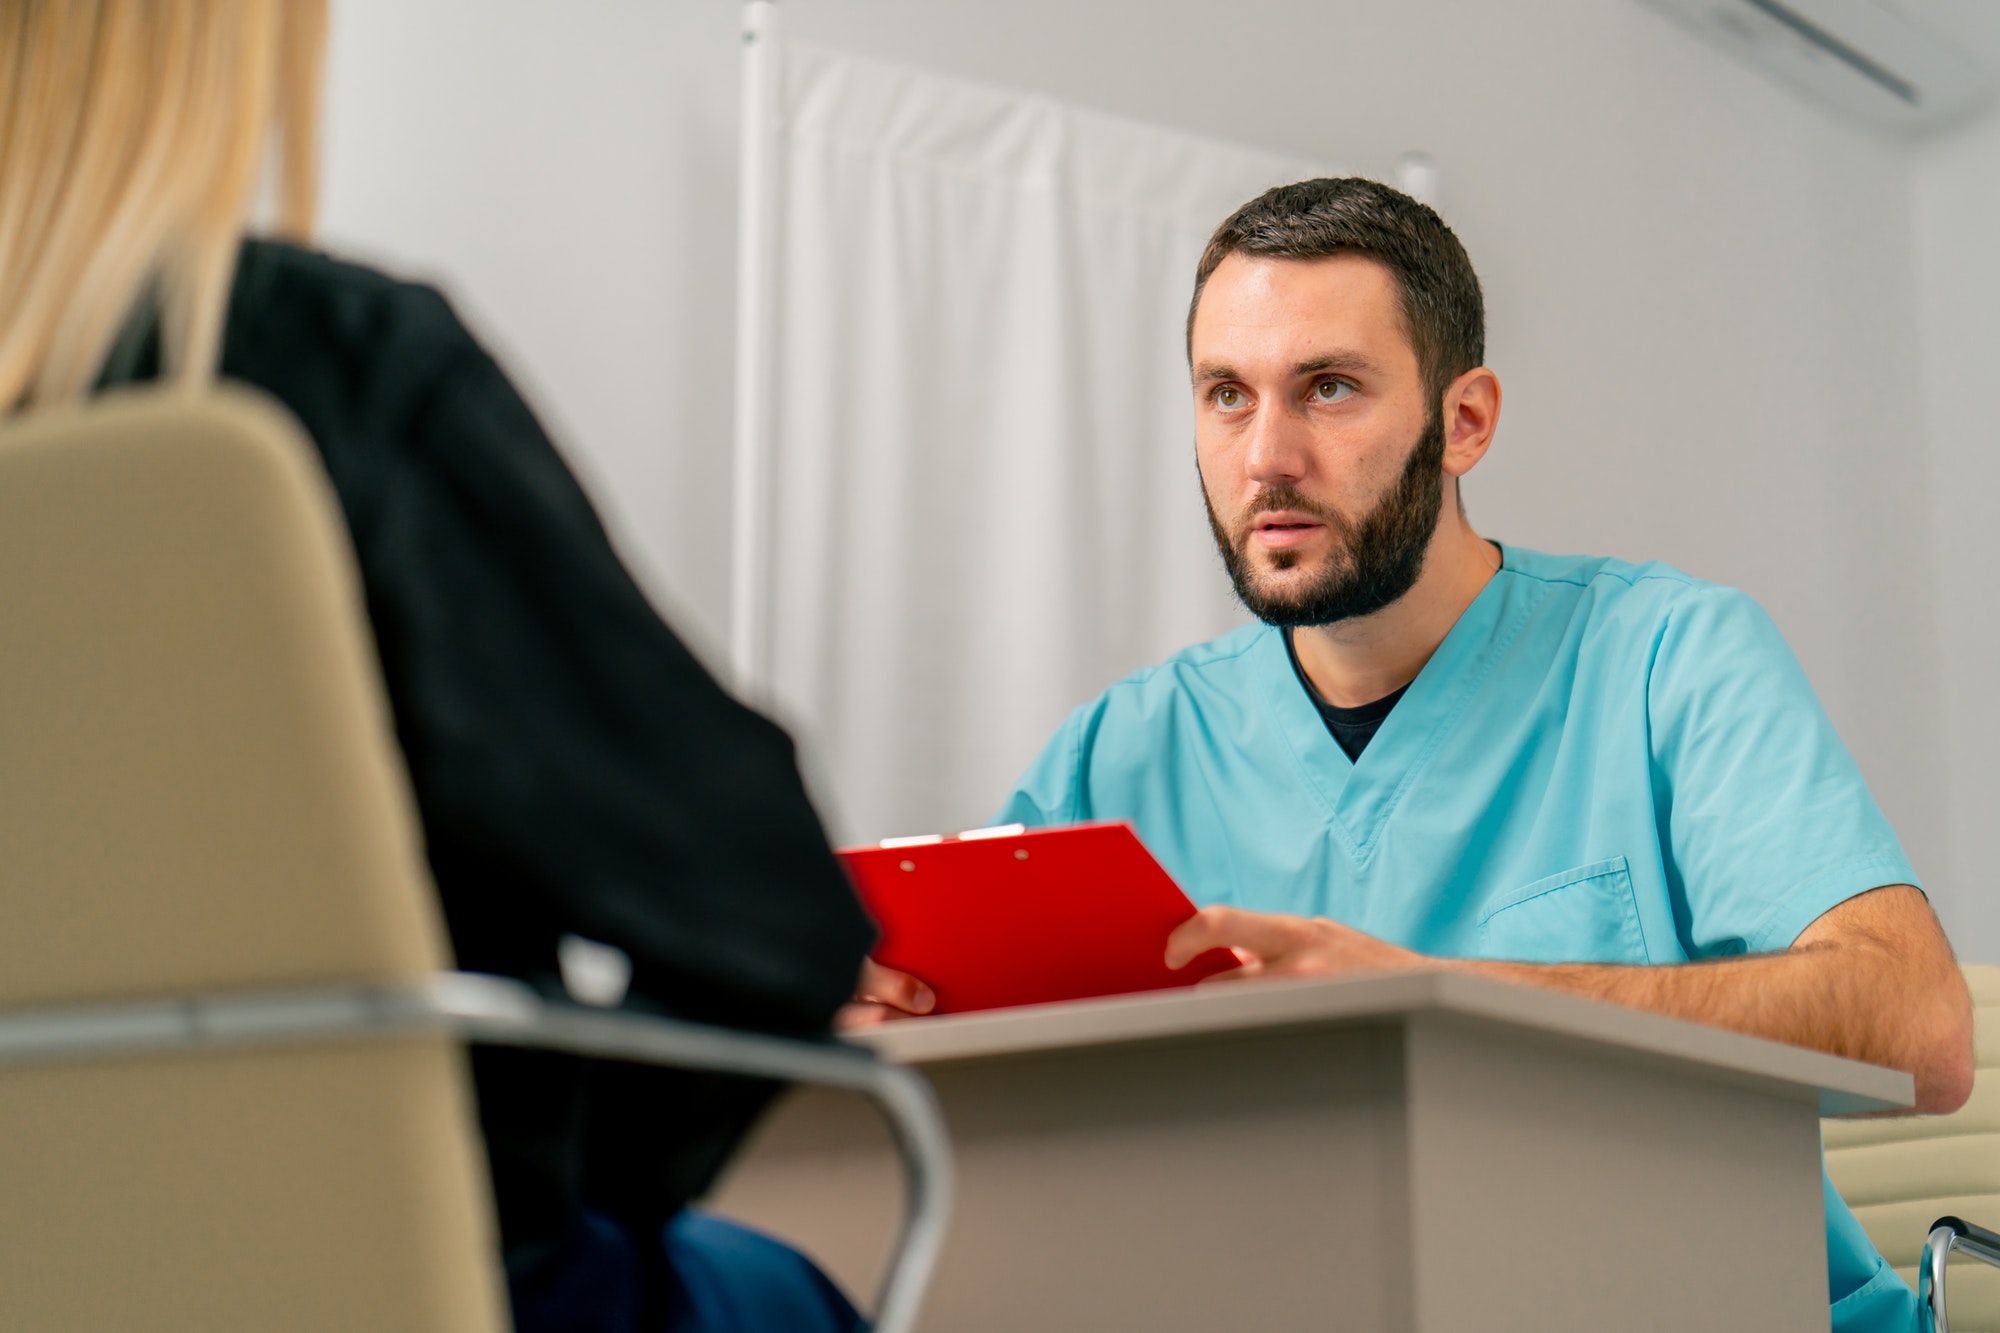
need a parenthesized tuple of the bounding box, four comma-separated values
(998, 546, 1920, 1333)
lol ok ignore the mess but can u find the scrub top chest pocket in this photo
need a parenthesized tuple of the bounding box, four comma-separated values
(1474, 857, 1649, 965)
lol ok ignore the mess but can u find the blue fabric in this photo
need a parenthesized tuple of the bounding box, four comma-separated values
(664, 1211, 866, 1333)
(507, 1210, 642, 1333)
(506, 1208, 865, 1333)
(998, 545, 1919, 1329)
(1824, 1169, 1921, 1333)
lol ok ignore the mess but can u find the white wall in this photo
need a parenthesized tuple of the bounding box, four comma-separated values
(318, 0, 1963, 950)
(1913, 107, 2000, 961)
(319, 0, 744, 654)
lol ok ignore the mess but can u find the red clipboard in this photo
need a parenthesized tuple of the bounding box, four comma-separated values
(838, 821, 1240, 1014)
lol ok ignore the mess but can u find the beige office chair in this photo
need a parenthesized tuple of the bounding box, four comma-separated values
(0, 389, 948, 1332)
(1825, 964, 2000, 1331)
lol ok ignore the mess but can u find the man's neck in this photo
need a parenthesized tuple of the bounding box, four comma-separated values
(1290, 517, 1500, 709)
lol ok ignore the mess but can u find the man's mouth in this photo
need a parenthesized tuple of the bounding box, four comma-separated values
(1250, 510, 1326, 551)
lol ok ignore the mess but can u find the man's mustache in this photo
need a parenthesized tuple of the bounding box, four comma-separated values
(1232, 486, 1350, 545)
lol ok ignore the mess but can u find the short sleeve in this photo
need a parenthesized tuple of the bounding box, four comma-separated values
(1649, 585, 1917, 957)
(994, 703, 1091, 828)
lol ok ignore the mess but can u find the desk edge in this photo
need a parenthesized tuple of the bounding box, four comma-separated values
(846, 969, 1913, 1115)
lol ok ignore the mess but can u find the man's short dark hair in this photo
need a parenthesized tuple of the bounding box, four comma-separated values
(1188, 177, 1485, 407)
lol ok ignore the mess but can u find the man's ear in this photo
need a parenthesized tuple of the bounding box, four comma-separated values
(1441, 367, 1501, 481)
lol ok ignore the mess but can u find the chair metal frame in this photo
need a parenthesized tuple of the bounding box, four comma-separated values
(0, 970, 950, 1333)
(1922, 1215, 2000, 1333)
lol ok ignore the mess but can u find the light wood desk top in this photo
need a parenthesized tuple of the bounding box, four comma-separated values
(847, 967, 1913, 1116)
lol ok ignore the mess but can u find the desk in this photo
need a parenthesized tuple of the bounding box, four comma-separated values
(709, 970, 1910, 1331)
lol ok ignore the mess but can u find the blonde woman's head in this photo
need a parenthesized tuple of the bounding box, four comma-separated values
(0, 0, 326, 412)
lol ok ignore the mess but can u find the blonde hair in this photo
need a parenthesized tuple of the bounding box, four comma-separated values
(0, 0, 326, 412)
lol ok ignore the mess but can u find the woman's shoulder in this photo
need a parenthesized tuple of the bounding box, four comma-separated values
(220, 239, 504, 466)
(228, 239, 471, 368)
(219, 239, 537, 538)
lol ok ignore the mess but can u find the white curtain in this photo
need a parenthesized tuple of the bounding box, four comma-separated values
(766, 47, 1329, 842)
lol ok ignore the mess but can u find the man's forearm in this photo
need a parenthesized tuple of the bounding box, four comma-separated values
(1444, 892, 1972, 1114)
(1171, 886, 1973, 1113)
(1449, 950, 1905, 1065)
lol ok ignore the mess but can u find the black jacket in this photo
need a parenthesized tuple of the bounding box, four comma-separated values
(119, 239, 874, 1247)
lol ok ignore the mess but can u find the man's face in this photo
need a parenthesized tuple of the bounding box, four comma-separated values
(1191, 253, 1445, 628)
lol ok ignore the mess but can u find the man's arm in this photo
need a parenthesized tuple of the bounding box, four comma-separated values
(1166, 884, 1975, 1114)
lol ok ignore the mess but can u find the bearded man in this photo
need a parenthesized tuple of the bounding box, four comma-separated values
(855, 177, 1971, 1333)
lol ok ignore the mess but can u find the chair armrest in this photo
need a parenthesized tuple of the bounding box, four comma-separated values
(0, 972, 952, 1333)
(1923, 1215, 2000, 1333)
(433, 974, 951, 1333)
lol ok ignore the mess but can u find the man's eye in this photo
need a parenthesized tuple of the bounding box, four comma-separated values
(1215, 386, 1243, 409)
(1312, 378, 1352, 402)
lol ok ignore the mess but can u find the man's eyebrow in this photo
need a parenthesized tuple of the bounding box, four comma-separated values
(1293, 352, 1377, 376)
(1190, 352, 1379, 386)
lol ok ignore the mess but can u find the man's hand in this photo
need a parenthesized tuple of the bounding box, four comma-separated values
(1166, 906, 1424, 979)
(1165, 885, 1974, 1116)
(837, 960, 937, 1031)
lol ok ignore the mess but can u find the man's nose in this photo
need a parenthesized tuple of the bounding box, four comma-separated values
(1243, 402, 1311, 486)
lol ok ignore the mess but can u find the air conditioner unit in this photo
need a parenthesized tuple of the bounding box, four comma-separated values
(1637, 0, 2000, 132)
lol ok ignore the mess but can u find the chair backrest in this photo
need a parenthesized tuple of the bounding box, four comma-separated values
(0, 390, 509, 1331)
(1825, 964, 2000, 1329)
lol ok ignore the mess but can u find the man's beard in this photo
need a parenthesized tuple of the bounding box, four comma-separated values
(1205, 413, 1446, 628)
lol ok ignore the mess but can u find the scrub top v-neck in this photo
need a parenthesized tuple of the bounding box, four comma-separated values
(1283, 629, 1407, 761)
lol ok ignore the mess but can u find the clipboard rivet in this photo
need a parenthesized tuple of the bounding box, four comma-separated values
(899, 860, 916, 872)
(1015, 849, 1029, 860)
